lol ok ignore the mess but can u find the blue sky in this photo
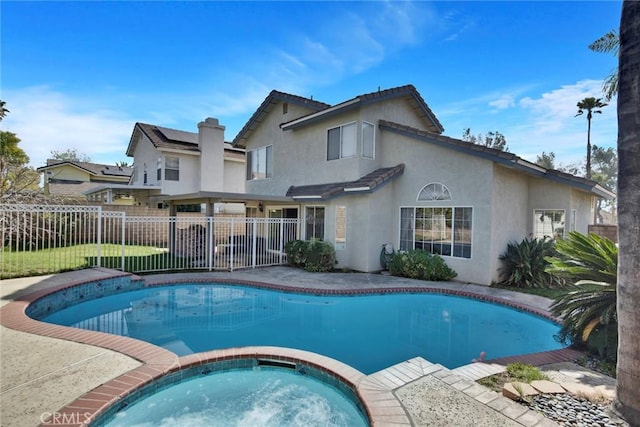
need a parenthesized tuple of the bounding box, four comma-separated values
(1, 1, 621, 171)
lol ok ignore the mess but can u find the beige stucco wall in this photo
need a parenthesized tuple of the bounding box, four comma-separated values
(490, 165, 530, 283)
(47, 165, 91, 182)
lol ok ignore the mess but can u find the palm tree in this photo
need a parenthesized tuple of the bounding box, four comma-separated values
(0, 100, 8, 121)
(576, 97, 607, 179)
(614, 1, 640, 424)
(589, 30, 619, 101)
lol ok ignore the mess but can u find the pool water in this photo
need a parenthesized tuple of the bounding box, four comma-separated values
(104, 368, 367, 427)
(42, 283, 563, 372)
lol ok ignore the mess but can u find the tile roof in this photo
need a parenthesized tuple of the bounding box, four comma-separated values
(286, 164, 405, 200)
(280, 85, 444, 134)
(378, 120, 616, 200)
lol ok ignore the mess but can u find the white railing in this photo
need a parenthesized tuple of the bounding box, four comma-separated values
(0, 204, 300, 279)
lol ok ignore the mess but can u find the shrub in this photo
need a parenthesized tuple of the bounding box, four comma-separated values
(498, 237, 561, 288)
(388, 249, 457, 281)
(284, 239, 336, 272)
(547, 232, 618, 353)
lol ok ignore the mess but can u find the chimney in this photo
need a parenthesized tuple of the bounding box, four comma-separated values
(198, 118, 226, 192)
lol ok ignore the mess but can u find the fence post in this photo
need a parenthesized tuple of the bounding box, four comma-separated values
(97, 206, 102, 268)
(120, 211, 126, 271)
(229, 217, 235, 272)
(252, 219, 257, 269)
(279, 217, 284, 265)
(207, 216, 213, 272)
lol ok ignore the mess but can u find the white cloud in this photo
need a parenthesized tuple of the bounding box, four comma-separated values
(489, 94, 516, 110)
(2, 86, 134, 168)
(518, 79, 611, 133)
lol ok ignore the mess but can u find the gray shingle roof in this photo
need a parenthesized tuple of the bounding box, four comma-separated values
(286, 164, 405, 200)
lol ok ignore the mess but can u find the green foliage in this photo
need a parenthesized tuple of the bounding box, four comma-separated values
(498, 237, 561, 288)
(51, 148, 91, 163)
(505, 363, 548, 383)
(546, 232, 618, 347)
(462, 128, 509, 152)
(0, 131, 40, 198)
(284, 239, 336, 272)
(388, 249, 457, 281)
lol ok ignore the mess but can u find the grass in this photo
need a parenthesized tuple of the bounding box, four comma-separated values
(1, 244, 187, 279)
(477, 362, 548, 392)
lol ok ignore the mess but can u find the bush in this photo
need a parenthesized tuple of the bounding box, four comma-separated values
(284, 239, 336, 272)
(547, 232, 618, 353)
(498, 237, 561, 288)
(388, 249, 457, 281)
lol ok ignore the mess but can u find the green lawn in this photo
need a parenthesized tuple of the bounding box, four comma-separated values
(1, 244, 187, 279)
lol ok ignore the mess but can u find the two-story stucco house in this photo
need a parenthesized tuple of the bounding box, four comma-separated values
(232, 85, 614, 285)
(38, 160, 133, 203)
(86, 118, 246, 208)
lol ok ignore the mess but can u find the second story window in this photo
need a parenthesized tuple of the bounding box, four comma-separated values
(143, 163, 147, 184)
(362, 122, 375, 159)
(247, 145, 272, 180)
(165, 156, 179, 181)
(327, 122, 356, 160)
(156, 158, 161, 181)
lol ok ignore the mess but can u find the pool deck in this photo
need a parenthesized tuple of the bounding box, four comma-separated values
(0, 267, 613, 426)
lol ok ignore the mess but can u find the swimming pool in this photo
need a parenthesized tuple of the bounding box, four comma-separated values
(37, 282, 563, 372)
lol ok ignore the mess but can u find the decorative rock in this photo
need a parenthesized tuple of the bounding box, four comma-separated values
(502, 382, 539, 400)
(531, 380, 566, 394)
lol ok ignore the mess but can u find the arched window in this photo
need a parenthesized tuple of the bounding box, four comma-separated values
(417, 183, 451, 201)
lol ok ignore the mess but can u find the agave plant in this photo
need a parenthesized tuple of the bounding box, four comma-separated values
(498, 237, 560, 288)
(547, 232, 618, 345)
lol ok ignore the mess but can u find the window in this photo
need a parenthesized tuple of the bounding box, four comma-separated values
(327, 122, 356, 160)
(335, 206, 346, 249)
(362, 122, 375, 159)
(157, 158, 162, 181)
(165, 156, 179, 181)
(400, 207, 472, 258)
(282, 102, 288, 114)
(533, 209, 565, 239)
(143, 163, 147, 184)
(417, 183, 451, 201)
(305, 206, 325, 240)
(247, 146, 273, 180)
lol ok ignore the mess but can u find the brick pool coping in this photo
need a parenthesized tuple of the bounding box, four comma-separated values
(0, 271, 581, 426)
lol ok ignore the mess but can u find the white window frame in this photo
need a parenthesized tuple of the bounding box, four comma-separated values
(533, 209, 566, 239)
(327, 122, 357, 161)
(417, 183, 452, 201)
(399, 206, 473, 259)
(164, 156, 179, 181)
(305, 205, 325, 240)
(246, 145, 273, 180)
(362, 121, 375, 159)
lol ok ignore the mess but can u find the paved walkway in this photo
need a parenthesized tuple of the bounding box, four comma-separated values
(0, 267, 610, 426)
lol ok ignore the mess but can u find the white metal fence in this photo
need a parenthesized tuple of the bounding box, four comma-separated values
(0, 204, 300, 279)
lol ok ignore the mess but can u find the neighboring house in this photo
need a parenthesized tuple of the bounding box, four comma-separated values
(38, 160, 133, 203)
(85, 118, 246, 208)
(230, 85, 614, 285)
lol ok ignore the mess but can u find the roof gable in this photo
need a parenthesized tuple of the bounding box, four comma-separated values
(378, 120, 615, 200)
(232, 90, 330, 148)
(280, 85, 444, 134)
(37, 160, 133, 179)
(126, 122, 244, 158)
